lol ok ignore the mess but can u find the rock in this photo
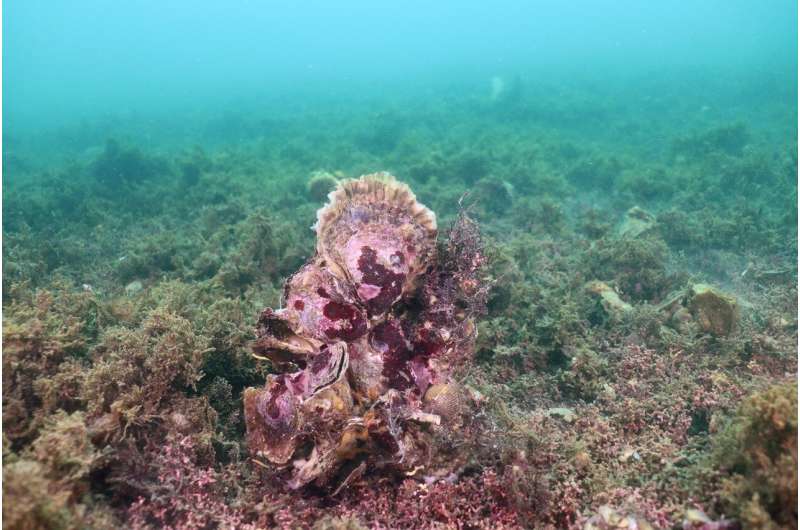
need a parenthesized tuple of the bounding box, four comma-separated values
(474, 177, 514, 215)
(124, 280, 144, 297)
(600, 383, 616, 401)
(618, 206, 656, 239)
(657, 289, 685, 315)
(682, 508, 740, 530)
(669, 307, 693, 334)
(547, 407, 576, 423)
(619, 446, 641, 462)
(586, 280, 633, 318)
(754, 334, 780, 353)
(688, 283, 738, 337)
(584, 505, 654, 530)
(768, 316, 794, 332)
(312, 515, 367, 530)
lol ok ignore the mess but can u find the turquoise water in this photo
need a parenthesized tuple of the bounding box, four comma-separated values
(2, 2, 798, 529)
(5, 1, 797, 138)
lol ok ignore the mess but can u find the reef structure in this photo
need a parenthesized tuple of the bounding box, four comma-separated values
(244, 172, 488, 490)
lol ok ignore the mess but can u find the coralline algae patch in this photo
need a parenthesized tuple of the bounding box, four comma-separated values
(244, 173, 487, 490)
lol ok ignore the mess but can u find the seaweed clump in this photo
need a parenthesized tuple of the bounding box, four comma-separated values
(91, 139, 168, 188)
(307, 170, 340, 202)
(1, 280, 257, 529)
(585, 235, 672, 302)
(713, 382, 797, 529)
(672, 123, 750, 158)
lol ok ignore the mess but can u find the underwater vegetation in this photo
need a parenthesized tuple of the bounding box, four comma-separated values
(2, 82, 797, 529)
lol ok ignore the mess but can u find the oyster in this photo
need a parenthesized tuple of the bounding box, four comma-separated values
(244, 173, 487, 490)
(315, 172, 437, 316)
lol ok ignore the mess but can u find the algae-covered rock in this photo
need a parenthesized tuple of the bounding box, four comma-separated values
(688, 283, 738, 337)
(618, 206, 657, 239)
(669, 306, 694, 334)
(91, 139, 167, 187)
(585, 237, 671, 302)
(586, 280, 633, 318)
(558, 348, 608, 402)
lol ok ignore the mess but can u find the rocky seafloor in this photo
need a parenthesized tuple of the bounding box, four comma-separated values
(3, 77, 797, 529)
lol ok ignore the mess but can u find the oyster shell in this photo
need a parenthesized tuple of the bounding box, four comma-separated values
(244, 343, 350, 465)
(245, 173, 484, 491)
(315, 172, 437, 316)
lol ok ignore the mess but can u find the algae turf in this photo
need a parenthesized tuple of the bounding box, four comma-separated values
(711, 382, 798, 529)
(2, 84, 797, 529)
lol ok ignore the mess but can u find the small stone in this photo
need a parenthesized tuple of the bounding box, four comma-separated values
(768, 316, 794, 332)
(600, 383, 617, 401)
(618, 206, 656, 239)
(684, 508, 712, 524)
(619, 446, 641, 462)
(631, 517, 654, 530)
(682, 508, 740, 529)
(124, 280, 144, 296)
(587, 506, 654, 530)
(573, 450, 592, 471)
(755, 334, 780, 353)
(598, 505, 623, 526)
(688, 283, 738, 337)
(547, 407, 576, 423)
(312, 515, 367, 530)
(87, 412, 120, 445)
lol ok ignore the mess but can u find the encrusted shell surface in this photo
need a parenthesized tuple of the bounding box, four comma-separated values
(244, 344, 350, 465)
(314, 173, 437, 316)
(252, 261, 367, 364)
(245, 173, 481, 491)
(243, 376, 301, 465)
(283, 259, 368, 344)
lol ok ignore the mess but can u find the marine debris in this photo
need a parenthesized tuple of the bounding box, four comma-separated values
(244, 173, 489, 490)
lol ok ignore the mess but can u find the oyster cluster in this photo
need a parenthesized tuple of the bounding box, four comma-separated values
(244, 173, 487, 489)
